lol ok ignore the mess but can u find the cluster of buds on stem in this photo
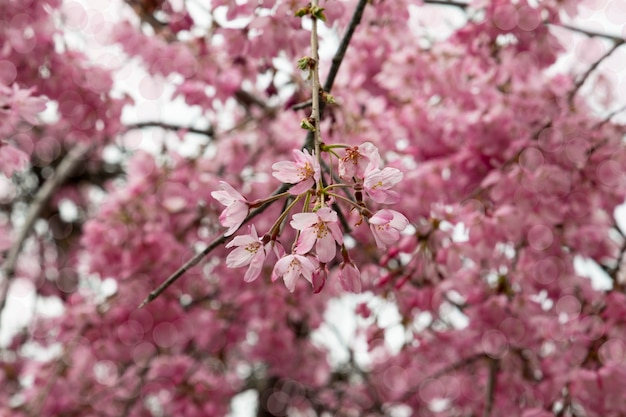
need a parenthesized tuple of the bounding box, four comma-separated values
(211, 142, 409, 293)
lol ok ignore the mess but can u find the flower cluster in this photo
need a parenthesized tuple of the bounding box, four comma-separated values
(211, 142, 408, 293)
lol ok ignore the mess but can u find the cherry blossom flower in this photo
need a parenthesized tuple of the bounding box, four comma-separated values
(0, 144, 29, 177)
(272, 149, 320, 195)
(338, 142, 381, 180)
(290, 207, 343, 263)
(225, 225, 267, 282)
(271, 254, 318, 292)
(364, 167, 403, 204)
(211, 181, 249, 236)
(369, 209, 409, 249)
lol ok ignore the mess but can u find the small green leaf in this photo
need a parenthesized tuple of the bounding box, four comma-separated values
(295, 6, 310, 18)
(300, 117, 316, 131)
(321, 91, 336, 104)
(311, 6, 326, 22)
(297, 57, 314, 70)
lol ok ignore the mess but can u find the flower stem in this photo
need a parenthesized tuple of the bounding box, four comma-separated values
(310, 0, 324, 205)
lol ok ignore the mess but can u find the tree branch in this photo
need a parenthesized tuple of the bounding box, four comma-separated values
(568, 39, 625, 105)
(0, 143, 91, 323)
(139, 183, 291, 308)
(140, 0, 370, 306)
(125, 121, 214, 137)
(482, 358, 499, 417)
(554, 23, 625, 43)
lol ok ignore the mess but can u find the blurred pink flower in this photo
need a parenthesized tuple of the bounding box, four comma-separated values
(0, 144, 29, 177)
(364, 167, 402, 204)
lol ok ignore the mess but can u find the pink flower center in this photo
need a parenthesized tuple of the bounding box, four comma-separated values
(245, 242, 261, 253)
(315, 221, 328, 238)
(298, 162, 314, 180)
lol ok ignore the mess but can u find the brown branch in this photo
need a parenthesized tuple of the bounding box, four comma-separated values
(568, 39, 625, 106)
(138, 183, 290, 308)
(554, 23, 625, 43)
(125, 121, 214, 137)
(0, 143, 91, 324)
(482, 358, 499, 417)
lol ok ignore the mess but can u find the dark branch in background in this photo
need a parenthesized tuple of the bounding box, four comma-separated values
(554, 23, 625, 43)
(141, 0, 370, 308)
(568, 38, 625, 105)
(483, 358, 499, 417)
(422, 0, 468, 8)
(126, 121, 215, 137)
(0, 144, 91, 325)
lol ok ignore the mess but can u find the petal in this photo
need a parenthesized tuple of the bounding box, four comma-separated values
(290, 212, 318, 230)
(289, 178, 314, 195)
(339, 263, 362, 293)
(389, 211, 409, 230)
(294, 229, 316, 255)
(316, 207, 338, 223)
(369, 209, 394, 225)
(283, 268, 299, 292)
(226, 246, 256, 268)
(315, 234, 337, 263)
(327, 222, 344, 245)
(272, 255, 293, 282)
(225, 234, 257, 248)
(272, 161, 299, 183)
(244, 250, 266, 282)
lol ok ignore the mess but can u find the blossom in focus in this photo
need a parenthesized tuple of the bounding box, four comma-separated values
(225, 225, 267, 282)
(338, 142, 381, 180)
(211, 181, 249, 236)
(369, 209, 409, 249)
(290, 207, 343, 263)
(272, 149, 320, 195)
(364, 167, 402, 204)
(271, 254, 318, 292)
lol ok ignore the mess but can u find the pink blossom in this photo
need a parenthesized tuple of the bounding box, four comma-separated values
(369, 209, 409, 249)
(290, 207, 343, 263)
(338, 142, 381, 180)
(211, 181, 250, 236)
(0, 144, 29, 177)
(312, 263, 328, 294)
(271, 254, 318, 292)
(338, 262, 361, 293)
(364, 167, 403, 204)
(225, 225, 267, 282)
(272, 149, 320, 195)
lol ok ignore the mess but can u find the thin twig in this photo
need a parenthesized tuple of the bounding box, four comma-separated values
(0, 143, 91, 324)
(422, 0, 469, 8)
(304, 0, 368, 151)
(568, 39, 625, 105)
(125, 121, 214, 137)
(139, 183, 290, 308)
(554, 23, 625, 43)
